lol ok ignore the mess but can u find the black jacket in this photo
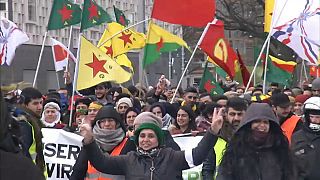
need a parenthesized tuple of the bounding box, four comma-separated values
(292, 126, 320, 180)
(0, 150, 45, 180)
(84, 131, 217, 180)
(217, 103, 296, 180)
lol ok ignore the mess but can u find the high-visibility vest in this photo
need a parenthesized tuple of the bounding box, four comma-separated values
(281, 115, 300, 145)
(26, 121, 48, 179)
(214, 137, 227, 179)
(85, 138, 128, 180)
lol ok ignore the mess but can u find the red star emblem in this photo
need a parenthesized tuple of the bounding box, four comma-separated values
(156, 37, 163, 52)
(59, 5, 73, 22)
(104, 45, 113, 57)
(118, 32, 132, 47)
(204, 80, 216, 93)
(85, 53, 108, 77)
(88, 1, 98, 20)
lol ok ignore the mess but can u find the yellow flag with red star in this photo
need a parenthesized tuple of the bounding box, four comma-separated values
(98, 22, 145, 58)
(77, 36, 132, 90)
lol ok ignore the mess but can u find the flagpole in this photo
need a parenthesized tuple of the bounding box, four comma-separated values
(245, 0, 289, 93)
(244, 35, 271, 93)
(68, 33, 82, 127)
(303, 60, 309, 82)
(171, 22, 212, 103)
(65, 26, 74, 84)
(97, 18, 151, 48)
(262, 38, 271, 94)
(56, 72, 60, 89)
(300, 59, 304, 87)
(33, 31, 48, 87)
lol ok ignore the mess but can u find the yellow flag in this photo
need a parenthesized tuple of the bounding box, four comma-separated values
(77, 36, 132, 90)
(115, 54, 133, 71)
(264, 0, 274, 32)
(98, 22, 146, 58)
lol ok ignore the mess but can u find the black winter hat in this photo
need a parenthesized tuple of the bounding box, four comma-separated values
(93, 106, 125, 131)
(270, 93, 291, 108)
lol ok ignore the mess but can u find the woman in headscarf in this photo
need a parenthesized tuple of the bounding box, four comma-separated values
(216, 103, 296, 180)
(149, 102, 174, 130)
(40, 101, 65, 129)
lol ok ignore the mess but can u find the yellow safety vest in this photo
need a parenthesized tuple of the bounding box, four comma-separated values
(26, 121, 48, 179)
(214, 137, 227, 179)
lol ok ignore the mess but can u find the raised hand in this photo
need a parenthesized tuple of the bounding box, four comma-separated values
(210, 108, 224, 135)
(79, 120, 94, 145)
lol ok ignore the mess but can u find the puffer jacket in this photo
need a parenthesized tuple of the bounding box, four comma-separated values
(291, 126, 320, 180)
(84, 131, 217, 180)
(217, 103, 296, 180)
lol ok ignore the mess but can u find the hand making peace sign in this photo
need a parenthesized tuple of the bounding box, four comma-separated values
(210, 108, 224, 135)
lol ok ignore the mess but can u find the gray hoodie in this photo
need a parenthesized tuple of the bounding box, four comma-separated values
(236, 103, 279, 133)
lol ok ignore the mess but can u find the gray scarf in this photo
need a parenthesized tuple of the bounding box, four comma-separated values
(93, 121, 125, 152)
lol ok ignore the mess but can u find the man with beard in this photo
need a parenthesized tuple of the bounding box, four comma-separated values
(181, 87, 200, 115)
(270, 93, 303, 144)
(202, 97, 247, 180)
(94, 82, 112, 106)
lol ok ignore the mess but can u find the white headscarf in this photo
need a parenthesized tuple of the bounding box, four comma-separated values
(40, 102, 61, 127)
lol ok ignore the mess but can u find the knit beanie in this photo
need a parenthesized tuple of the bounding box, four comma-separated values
(295, 94, 310, 104)
(116, 97, 133, 110)
(93, 106, 125, 131)
(133, 112, 163, 129)
(134, 123, 164, 146)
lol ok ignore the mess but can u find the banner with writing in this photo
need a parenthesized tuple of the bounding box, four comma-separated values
(42, 128, 83, 180)
(173, 135, 204, 180)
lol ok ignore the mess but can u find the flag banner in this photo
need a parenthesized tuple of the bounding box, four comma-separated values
(47, 0, 82, 30)
(98, 22, 146, 58)
(113, 5, 129, 26)
(265, 55, 297, 86)
(271, 0, 320, 65)
(199, 21, 237, 78)
(264, 0, 274, 32)
(199, 62, 224, 95)
(310, 65, 320, 77)
(50, 38, 76, 72)
(151, 0, 216, 28)
(77, 36, 132, 90)
(42, 128, 83, 180)
(81, 0, 112, 31)
(114, 54, 133, 71)
(235, 49, 252, 87)
(0, 17, 29, 66)
(143, 22, 189, 68)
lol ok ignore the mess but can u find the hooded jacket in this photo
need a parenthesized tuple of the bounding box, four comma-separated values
(217, 103, 296, 180)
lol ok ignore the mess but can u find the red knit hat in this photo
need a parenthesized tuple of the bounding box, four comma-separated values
(295, 94, 310, 104)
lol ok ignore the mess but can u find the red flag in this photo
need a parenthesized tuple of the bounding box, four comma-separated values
(310, 65, 320, 77)
(50, 38, 76, 72)
(199, 21, 237, 78)
(151, 0, 216, 28)
(236, 49, 252, 87)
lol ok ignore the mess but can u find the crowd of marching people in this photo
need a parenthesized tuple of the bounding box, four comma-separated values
(1, 74, 320, 180)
